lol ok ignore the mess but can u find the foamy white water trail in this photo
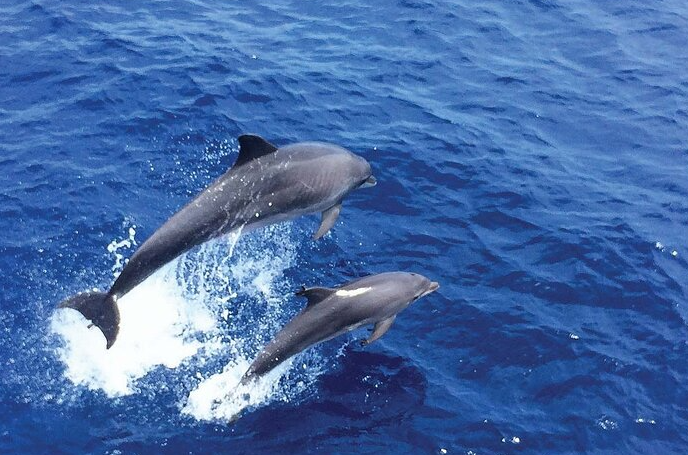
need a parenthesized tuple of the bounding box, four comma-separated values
(182, 354, 293, 421)
(51, 222, 326, 420)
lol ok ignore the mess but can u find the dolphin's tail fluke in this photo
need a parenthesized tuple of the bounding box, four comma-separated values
(58, 291, 120, 349)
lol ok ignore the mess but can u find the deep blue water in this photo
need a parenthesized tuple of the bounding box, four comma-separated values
(1, 0, 688, 453)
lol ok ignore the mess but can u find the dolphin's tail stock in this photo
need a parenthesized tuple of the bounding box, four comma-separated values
(58, 291, 120, 349)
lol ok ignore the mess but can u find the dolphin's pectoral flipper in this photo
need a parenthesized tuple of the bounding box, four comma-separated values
(313, 203, 341, 240)
(361, 316, 396, 346)
(296, 286, 336, 308)
(58, 291, 120, 349)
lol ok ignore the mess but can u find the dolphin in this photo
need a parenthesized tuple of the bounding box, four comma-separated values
(58, 134, 376, 348)
(239, 272, 439, 385)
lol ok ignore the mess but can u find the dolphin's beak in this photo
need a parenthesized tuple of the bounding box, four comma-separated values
(422, 281, 440, 297)
(360, 175, 377, 188)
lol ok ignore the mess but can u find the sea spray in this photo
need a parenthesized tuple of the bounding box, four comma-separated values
(182, 352, 292, 421)
(51, 221, 327, 419)
(50, 262, 218, 397)
(178, 223, 326, 421)
(106, 221, 138, 278)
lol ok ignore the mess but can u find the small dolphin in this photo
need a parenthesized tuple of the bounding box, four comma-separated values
(239, 272, 439, 385)
(58, 134, 376, 348)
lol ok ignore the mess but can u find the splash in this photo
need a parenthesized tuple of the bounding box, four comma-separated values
(182, 339, 325, 422)
(106, 221, 138, 277)
(51, 222, 326, 420)
(50, 261, 219, 397)
(182, 353, 292, 421)
(178, 223, 326, 421)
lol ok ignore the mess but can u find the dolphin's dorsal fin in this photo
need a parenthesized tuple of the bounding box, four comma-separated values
(235, 134, 278, 166)
(296, 286, 335, 308)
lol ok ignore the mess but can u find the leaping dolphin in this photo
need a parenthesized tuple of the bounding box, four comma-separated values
(58, 134, 376, 348)
(239, 272, 439, 385)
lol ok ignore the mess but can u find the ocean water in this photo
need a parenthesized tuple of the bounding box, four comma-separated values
(1, 0, 687, 453)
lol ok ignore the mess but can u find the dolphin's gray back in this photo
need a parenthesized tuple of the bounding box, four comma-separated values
(110, 143, 367, 297)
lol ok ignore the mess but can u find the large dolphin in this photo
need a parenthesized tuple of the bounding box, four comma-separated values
(239, 272, 439, 385)
(58, 134, 376, 348)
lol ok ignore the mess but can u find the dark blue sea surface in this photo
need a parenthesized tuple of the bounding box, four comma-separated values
(1, 0, 687, 453)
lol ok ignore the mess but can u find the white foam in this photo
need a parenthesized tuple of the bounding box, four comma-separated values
(50, 263, 218, 397)
(182, 354, 292, 421)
